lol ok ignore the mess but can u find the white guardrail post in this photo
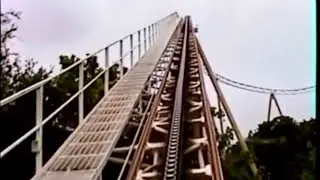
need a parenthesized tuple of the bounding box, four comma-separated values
(155, 23, 158, 38)
(143, 28, 147, 53)
(119, 40, 124, 77)
(79, 61, 84, 123)
(138, 30, 141, 58)
(0, 12, 180, 176)
(148, 25, 151, 47)
(130, 34, 134, 68)
(104, 47, 109, 95)
(34, 86, 43, 171)
(151, 24, 154, 43)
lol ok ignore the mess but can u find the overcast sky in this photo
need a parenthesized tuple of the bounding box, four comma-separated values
(1, 0, 316, 136)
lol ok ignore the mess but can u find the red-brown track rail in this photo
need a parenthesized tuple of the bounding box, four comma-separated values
(124, 16, 224, 180)
(30, 14, 181, 180)
(179, 17, 223, 180)
(125, 19, 185, 180)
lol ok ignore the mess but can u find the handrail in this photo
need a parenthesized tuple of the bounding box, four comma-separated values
(0, 67, 106, 158)
(0, 44, 144, 157)
(0, 13, 176, 107)
(0, 12, 180, 176)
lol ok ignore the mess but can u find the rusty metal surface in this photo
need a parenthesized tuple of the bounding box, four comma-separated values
(31, 15, 181, 180)
(125, 16, 224, 180)
(183, 19, 224, 180)
(100, 19, 184, 179)
(125, 19, 185, 180)
(196, 37, 259, 177)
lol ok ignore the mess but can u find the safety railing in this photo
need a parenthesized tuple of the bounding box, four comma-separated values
(0, 12, 179, 173)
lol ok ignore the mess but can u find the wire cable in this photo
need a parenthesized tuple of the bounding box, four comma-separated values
(202, 69, 315, 95)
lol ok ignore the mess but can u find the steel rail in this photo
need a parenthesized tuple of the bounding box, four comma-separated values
(1, 66, 106, 158)
(163, 16, 188, 180)
(215, 77, 315, 95)
(31, 15, 181, 180)
(0, 12, 181, 180)
(195, 37, 259, 177)
(0, 42, 140, 107)
(0, 13, 174, 107)
(191, 23, 224, 180)
(1, 29, 163, 158)
(215, 73, 315, 92)
(0, 54, 130, 158)
(125, 19, 184, 180)
(116, 94, 155, 180)
(108, 36, 180, 179)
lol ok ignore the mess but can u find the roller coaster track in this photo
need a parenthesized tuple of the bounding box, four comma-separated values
(1, 12, 264, 180)
(124, 16, 223, 180)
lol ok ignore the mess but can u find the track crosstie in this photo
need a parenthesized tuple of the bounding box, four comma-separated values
(124, 16, 223, 180)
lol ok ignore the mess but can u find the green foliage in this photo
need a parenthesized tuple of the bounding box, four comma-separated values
(211, 105, 315, 180)
(253, 116, 315, 179)
(47, 53, 125, 128)
(220, 116, 316, 180)
(0, 9, 127, 180)
(0, 11, 52, 99)
(1, 9, 315, 180)
(1, 10, 54, 180)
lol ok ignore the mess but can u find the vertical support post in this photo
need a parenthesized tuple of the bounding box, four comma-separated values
(104, 47, 109, 95)
(155, 23, 158, 38)
(143, 28, 147, 53)
(148, 25, 151, 47)
(267, 93, 283, 121)
(130, 34, 134, 68)
(267, 93, 273, 121)
(79, 61, 84, 123)
(138, 30, 141, 58)
(151, 24, 155, 43)
(35, 86, 43, 171)
(154, 23, 157, 39)
(272, 93, 283, 116)
(119, 40, 124, 77)
(156, 23, 159, 37)
(154, 23, 156, 40)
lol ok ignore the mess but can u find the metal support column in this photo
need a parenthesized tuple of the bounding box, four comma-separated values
(267, 93, 283, 121)
(196, 38, 259, 178)
(104, 47, 109, 95)
(272, 93, 283, 116)
(138, 30, 141, 58)
(78, 61, 84, 123)
(130, 34, 134, 68)
(267, 93, 273, 121)
(148, 25, 151, 47)
(119, 40, 124, 77)
(155, 23, 158, 38)
(157, 23, 159, 36)
(151, 24, 155, 43)
(35, 86, 43, 171)
(143, 28, 147, 53)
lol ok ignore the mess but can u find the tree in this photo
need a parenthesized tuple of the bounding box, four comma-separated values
(47, 54, 123, 129)
(219, 116, 316, 180)
(42, 53, 125, 166)
(1, 10, 53, 180)
(249, 116, 316, 180)
(0, 10, 127, 180)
